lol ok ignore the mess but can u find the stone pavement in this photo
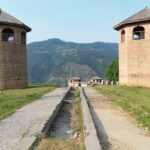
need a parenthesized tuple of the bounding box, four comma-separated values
(0, 88, 69, 150)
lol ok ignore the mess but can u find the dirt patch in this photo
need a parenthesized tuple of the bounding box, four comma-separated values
(36, 138, 83, 150)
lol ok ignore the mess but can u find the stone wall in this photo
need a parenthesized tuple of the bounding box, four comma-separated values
(119, 22, 150, 87)
(0, 25, 27, 89)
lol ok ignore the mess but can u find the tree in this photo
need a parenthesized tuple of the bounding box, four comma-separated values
(106, 59, 119, 82)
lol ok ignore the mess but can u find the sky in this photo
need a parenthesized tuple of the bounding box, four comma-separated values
(0, 0, 149, 43)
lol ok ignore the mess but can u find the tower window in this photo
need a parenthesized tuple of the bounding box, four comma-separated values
(21, 31, 26, 44)
(133, 26, 145, 40)
(2, 28, 15, 42)
(121, 30, 125, 43)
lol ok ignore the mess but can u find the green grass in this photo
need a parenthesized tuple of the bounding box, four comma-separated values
(93, 85, 150, 131)
(74, 89, 84, 133)
(0, 84, 55, 120)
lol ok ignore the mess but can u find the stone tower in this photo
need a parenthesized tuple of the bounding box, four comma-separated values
(0, 10, 31, 89)
(114, 8, 150, 87)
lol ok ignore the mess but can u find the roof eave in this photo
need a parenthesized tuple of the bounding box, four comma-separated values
(0, 21, 32, 32)
(114, 19, 150, 31)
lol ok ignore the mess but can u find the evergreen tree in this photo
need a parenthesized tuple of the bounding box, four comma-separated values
(106, 59, 119, 81)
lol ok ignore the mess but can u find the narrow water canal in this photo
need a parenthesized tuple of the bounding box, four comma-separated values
(34, 88, 85, 150)
(49, 90, 75, 138)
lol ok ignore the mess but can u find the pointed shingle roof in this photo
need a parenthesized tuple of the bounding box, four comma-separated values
(0, 10, 31, 32)
(114, 8, 150, 30)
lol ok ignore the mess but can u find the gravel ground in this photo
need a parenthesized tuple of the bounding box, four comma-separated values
(84, 87, 150, 150)
(0, 88, 68, 150)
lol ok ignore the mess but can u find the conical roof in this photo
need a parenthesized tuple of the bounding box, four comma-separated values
(114, 8, 150, 30)
(0, 10, 31, 32)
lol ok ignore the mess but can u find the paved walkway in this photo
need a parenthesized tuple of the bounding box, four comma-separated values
(0, 88, 69, 150)
(84, 87, 150, 150)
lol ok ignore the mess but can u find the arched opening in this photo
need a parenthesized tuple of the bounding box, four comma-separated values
(21, 31, 26, 44)
(121, 30, 125, 43)
(133, 26, 145, 40)
(2, 28, 15, 42)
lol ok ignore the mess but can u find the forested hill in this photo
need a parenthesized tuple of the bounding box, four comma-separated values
(27, 38, 118, 86)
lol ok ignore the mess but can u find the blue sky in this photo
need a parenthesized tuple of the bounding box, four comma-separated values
(0, 0, 149, 43)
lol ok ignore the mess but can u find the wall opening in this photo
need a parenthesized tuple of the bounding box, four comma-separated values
(2, 28, 15, 42)
(121, 30, 125, 43)
(21, 31, 26, 44)
(133, 26, 145, 40)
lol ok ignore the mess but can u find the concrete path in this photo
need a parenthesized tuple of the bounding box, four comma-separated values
(0, 88, 69, 150)
(84, 87, 150, 150)
(80, 88, 102, 150)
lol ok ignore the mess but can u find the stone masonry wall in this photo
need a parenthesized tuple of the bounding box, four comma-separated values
(0, 25, 27, 89)
(119, 22, 150, 87)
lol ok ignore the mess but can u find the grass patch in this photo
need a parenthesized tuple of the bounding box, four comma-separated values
(74, 88, 84, 133)
(0, 84, 55, 120)
(93, 85, 150, 131)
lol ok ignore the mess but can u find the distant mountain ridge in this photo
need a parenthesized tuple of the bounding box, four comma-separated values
(27, 38, 118, 86)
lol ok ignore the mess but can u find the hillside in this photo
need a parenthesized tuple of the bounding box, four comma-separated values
(27, 38, 118, 86)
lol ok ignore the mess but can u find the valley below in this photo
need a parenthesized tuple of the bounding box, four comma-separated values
(27, 38, 118, 86)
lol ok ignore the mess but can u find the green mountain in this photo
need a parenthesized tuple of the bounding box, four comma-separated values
(27, 38, 118, 86)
